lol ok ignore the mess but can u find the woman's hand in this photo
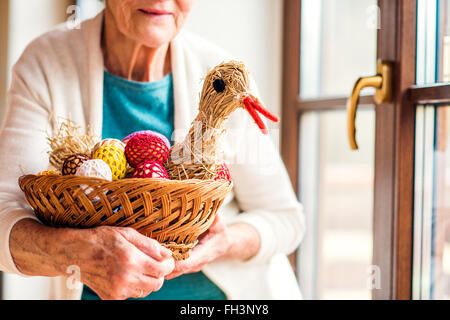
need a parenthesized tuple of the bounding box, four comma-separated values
(10, 219, 175, 300)
(72, 225, 175, 299)
(165, 215, 261, 280)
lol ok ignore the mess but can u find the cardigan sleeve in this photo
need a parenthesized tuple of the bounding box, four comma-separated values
(0, 57, 52, 274)
(223, 88, 306, 266)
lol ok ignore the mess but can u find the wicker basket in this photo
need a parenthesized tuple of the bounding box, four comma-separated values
(18, 174, 233, 260)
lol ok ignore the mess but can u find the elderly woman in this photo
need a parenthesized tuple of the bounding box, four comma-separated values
(0, 0, 305, 300)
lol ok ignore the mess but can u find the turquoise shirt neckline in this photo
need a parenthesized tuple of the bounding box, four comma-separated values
(81, 70, 226, 300)
(101, 70, 174, 143)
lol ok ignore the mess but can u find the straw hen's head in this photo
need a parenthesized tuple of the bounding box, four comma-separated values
(198, 61, 279, 134)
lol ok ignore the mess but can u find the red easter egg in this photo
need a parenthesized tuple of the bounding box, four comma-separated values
(131, 161, 169, 179)
(214, 163, 231, 182)
(125, 133, 170, 167)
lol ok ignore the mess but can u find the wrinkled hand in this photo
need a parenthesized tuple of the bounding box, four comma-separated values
(78, 226, 175, 300)
(165, 215, 231, 280)
(10, 219, 176, 300)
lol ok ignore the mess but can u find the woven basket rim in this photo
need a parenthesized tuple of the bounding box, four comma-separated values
(18, 173, 232, 186)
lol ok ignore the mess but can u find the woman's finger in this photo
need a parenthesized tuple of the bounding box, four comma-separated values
(165, 264, 202, 279)
(133, 274, 165, 298)
(116, 227, 173, 261)
(165, 244, 210, 280)
(209, 214, 222, 230)
(140, 254, 175, 278)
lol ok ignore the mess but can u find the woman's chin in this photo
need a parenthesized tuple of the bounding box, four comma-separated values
(133, 27, 176, 47)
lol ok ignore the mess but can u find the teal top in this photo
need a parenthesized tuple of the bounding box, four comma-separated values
(101, 70, 174, 142)
(81, 70, 227, 300)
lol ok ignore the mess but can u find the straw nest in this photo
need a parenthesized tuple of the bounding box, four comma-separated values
(47, 119, 99, 173)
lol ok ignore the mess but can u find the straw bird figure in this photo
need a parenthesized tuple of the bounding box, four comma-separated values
(165, 61, 279, 180)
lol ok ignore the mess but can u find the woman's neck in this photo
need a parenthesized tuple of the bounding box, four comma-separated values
(102, 9, 171, 82)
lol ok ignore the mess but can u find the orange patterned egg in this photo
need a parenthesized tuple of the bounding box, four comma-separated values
(37, 170, 58, 176)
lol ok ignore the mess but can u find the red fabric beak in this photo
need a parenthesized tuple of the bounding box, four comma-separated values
(243, 95, 279, 134)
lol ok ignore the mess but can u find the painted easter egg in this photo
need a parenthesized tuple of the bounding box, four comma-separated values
(62, 153, 90, 175)
(122, 130, 170, 150)
(125, 133, 170, 167)
(75, 159, 113, 181)
(131, 160, 169, 179)
(93, 145, 127, 180)
(91, 139, 125, 157)
(214, 163, 231, 182)
(37, 170, 57, 176)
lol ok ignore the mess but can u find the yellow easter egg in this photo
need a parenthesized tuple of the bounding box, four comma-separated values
(91, 139, 125, 157)
(93, 145, 127, 181)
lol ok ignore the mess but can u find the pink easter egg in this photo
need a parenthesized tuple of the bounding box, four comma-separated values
(122, 130, 170, 150)
(131, 161, 169, 179)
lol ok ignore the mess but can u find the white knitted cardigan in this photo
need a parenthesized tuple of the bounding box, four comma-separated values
(0, 12, 305, 300)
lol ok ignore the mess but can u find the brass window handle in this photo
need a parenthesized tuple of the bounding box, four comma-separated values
(347, 61, 393, 150)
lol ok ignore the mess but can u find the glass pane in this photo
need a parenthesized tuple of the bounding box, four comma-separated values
(413, 105, 450, 300)
(298, 109, 375, 299)
(300, 0, 378, 99)
(438, 0, 450, 82)
(417, 0, 450, 84)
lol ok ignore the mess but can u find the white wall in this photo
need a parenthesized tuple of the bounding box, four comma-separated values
(184, 0, 283, 143)
(7, 0, 72, 87)
(0, 0, 72, 125)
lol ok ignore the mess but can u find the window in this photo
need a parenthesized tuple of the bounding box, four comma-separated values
(412, 0, 450, 300)
(285, 0, 378, 300)
(282, 0, 450, 300)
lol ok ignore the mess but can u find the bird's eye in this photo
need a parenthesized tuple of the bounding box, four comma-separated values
(213, 79, 226, 93)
